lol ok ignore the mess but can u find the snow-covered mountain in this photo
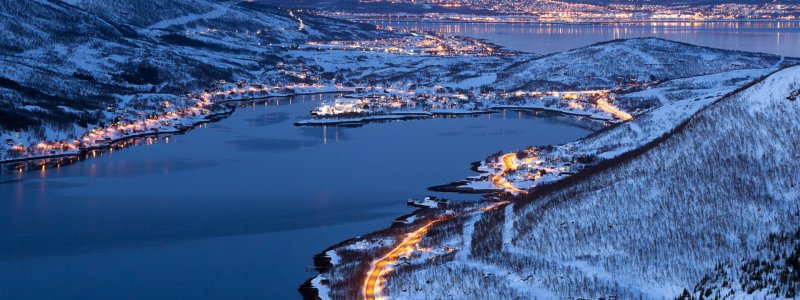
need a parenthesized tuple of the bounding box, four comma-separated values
(0, 0, 383, 135)
(493, 38, 791, 91)
(392, 66, 800, 298)
(310, 64, 800, 299)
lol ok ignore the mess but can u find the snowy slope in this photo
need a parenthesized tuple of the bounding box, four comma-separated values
(0, 0, 385, 134)
(314, 65, 800, 299)
(682, 229, 800, 299)
(0, 0, 402, 162)
(287, 49, 528, 88)
(493, 38, 795, 91)
(456, 67, 779, 193)
(384, 65, 800, 299)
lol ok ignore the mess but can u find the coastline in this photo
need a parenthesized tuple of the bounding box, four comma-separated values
(427, 161, 501, 194)
(298, 210, 433, 300)
(297, 65, 789, 300)
(348, 18, 798, 25)
(0, 108, 233, 165)
(0, 89, 351, 170)
(487, 105, 614, 121)
(294, 110, 494, 126)
(294, 104, 613, 127)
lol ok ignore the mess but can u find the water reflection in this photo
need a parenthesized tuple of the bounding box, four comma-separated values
(0, 93, 594, 299)
(0, 93, 594, 255)
(0, 98, 310, 176)
(228, 138, 320, 152)
(243, 112, 292, 126)
(0, 136, 174, 176)
(373, 20, 800, 56)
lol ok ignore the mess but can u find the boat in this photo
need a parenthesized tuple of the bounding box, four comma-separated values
(407, 196, 449, 209)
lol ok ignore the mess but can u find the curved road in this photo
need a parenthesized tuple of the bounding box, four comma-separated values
(491, 153, 526, 194)
(363, 220, 437, 300)
(363, 202, 508, 300)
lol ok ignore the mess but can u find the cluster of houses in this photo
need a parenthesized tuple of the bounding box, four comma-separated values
(484, 147, 579, 193)
(484, 90, 633, 121)
(306, 29, 504, 57)
(191, 80, 342, 103)
(310, 91, 479, 117)
(307, 88, 627, 122)
(2, 80, 357, 163)
(2, 95, 220, 161)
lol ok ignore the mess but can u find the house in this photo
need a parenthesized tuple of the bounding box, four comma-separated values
(407, 196, 449, 209)
(788, 90, 799, 101)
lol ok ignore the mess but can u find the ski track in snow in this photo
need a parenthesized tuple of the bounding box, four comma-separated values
(148, 2, 232, 30)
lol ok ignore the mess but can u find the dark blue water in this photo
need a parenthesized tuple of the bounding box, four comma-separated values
(373, 21, 800, 57)
(0, 95, 591, 299)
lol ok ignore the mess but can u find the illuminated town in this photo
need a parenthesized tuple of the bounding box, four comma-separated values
(305, 28, 508, 56)
(2, 76, 634, 171)
(298, 89, 631, 126)
(0, 82, 350, 170)
(339, 0, 800, 22)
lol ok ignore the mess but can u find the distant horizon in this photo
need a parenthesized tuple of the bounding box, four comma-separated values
(263, 0, 800, 21)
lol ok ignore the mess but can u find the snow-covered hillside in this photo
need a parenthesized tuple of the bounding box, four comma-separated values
(0, 0, 383, 135)
(493, 38, 794, 91)
(681, 229, 800, 299)
(286, 49, 524, 89)
(384, 65, 800, 299)
(456, 67, 781, 193)
(4, 11, 795, 165)
(310, 65, 800, 299)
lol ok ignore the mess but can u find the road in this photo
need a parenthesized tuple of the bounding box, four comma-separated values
(363, 220, 437, 300)
(363, 202, 508, 300)
(596, 98, 633, 120)
(491, 153, 526, 194)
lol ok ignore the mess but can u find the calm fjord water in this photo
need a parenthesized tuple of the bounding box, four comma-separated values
(0, 95, 590, 299)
